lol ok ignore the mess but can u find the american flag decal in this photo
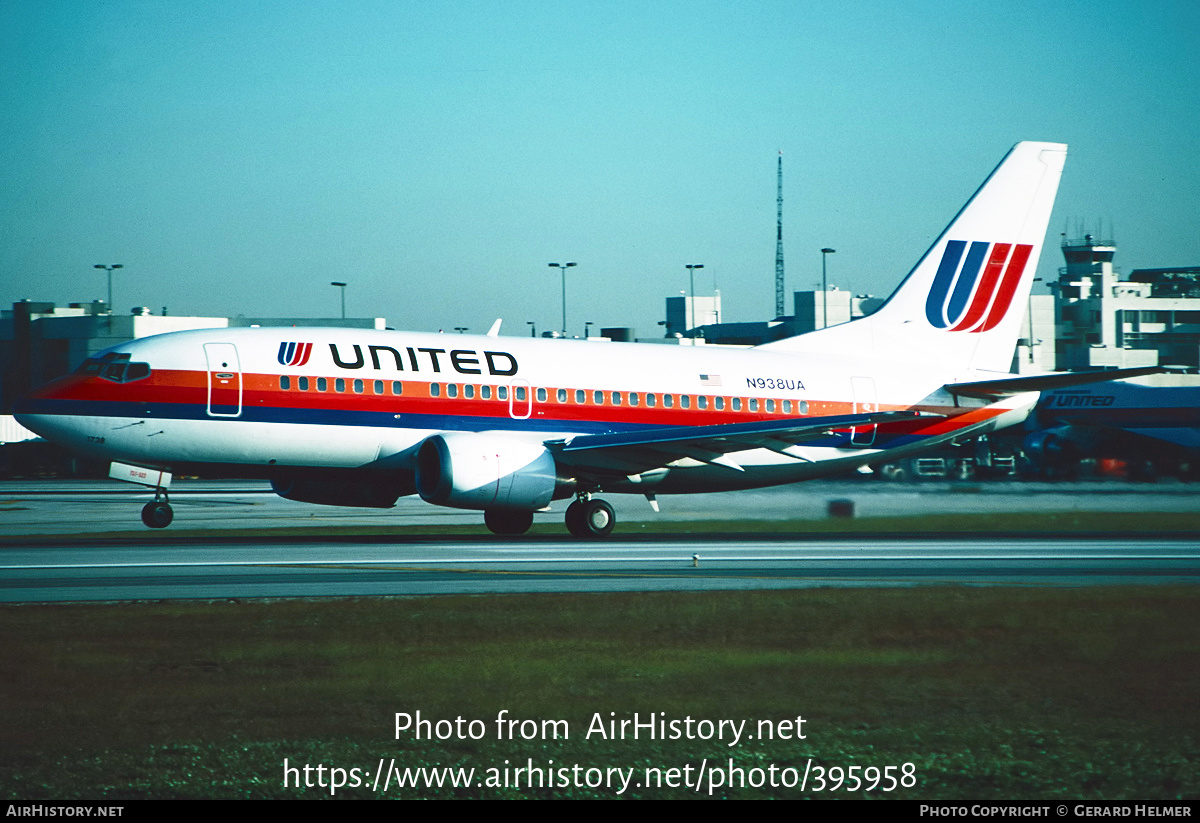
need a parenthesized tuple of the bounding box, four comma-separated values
(699, 374, 722, 386)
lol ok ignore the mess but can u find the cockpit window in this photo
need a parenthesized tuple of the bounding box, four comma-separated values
(78, 352, 152, 384)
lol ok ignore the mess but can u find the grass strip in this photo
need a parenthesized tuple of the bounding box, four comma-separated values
(2, 587, 1197, 799)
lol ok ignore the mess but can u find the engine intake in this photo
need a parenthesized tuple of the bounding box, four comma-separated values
(1022, 427, 1079, 465)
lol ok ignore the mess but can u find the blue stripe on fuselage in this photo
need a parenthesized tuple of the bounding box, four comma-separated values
(16, 396, 934, 451)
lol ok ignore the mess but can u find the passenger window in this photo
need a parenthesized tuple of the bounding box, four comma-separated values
(575, 389, 585, 404)
(335, 378, 346, 393)
(664, 394, 674, 408)
(681, 395, 691, 409)
(516, 386, 527, 401)
(646, 393, 656, 407)
(482, 385, 492, 400)
(280, 376, 291, 390)
(612, 392, 622, 406)
(749, 398, 758, 412)
(782, 400, 791, 414)
(732, 398, 742, 411)
(299, 377, 309, 391)
(715, 397, 724, 410)
(698, 396, 708, 410)
(535, 387, 546, 402)
(430, 383, 441, 397)
(593, 390, 604, 404)
(447, 384, 458, 398)
(797, 400, 809, 415)
(353, 379, 364, 394)
(392, 381, 403, 395)
(629, 393, 639, 407)
(498, 386, 508, 400)
(317, 377, 327, 392)
(374, 380, 384, 395)
(557, 388, 567, 403)
(465, 385, 475, 399)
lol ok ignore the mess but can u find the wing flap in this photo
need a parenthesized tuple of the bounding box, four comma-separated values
(550, 411, 927, 476)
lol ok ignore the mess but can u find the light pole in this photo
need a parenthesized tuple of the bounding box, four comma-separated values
(93, 264, 123, 313)
(330, 281, 347, 319)
(526, 321, 536, 338)
(548, 262, 576, 335)
(685, 264, 704, 335)
(820, 249, 836, 329)
(585, 321, 594, 339)
(1027, 277, 1043, 363)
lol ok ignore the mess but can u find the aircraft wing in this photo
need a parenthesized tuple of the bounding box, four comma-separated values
(547, 411, 926, 475)
(945, 367, 1164, 400)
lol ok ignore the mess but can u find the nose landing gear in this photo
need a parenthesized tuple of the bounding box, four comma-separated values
(140, 488, 173, 528)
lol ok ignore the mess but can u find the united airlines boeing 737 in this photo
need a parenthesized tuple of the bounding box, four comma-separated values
(18, 142, 1122, 537)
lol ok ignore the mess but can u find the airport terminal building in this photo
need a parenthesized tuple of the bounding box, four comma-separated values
(1052, 235, 1200, 371)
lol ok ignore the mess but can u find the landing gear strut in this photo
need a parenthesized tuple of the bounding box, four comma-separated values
(140, 487, 173, 529)
(565, 494, 615, 539)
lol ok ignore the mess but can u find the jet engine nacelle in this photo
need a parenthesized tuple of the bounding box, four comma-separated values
(1022, 427, 1080, 465)
(271, 476, 410, 508)
(416, 432, 563, 511)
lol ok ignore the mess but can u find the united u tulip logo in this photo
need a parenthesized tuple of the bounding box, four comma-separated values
(925, 240, 1033, 332)
(277, 342, 313, 367)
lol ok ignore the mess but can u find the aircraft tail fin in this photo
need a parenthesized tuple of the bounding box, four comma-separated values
(760, 141, 1067, 374)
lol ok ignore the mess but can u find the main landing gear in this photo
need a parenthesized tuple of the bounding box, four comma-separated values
(565, 494, 615, 539)
(140, 488, 173, 529)
(482, 493, 617, 539)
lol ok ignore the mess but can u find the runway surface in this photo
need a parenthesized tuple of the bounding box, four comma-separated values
(4, 537, 1200, 602)
(4, 477, 1200, 536)
(2, 479, 1198, 601)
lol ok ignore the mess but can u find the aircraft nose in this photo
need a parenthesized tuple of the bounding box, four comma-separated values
(13, 386, 68, 443)
(14, 401, 51, 442)
(13, 394, 37, 428)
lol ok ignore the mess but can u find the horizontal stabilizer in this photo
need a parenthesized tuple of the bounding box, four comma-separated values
(946, 367, 1164, 400)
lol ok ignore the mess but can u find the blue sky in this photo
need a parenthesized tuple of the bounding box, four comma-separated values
(2, 0, 1197, 338)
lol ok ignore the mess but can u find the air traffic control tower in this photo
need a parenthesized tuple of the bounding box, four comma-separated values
(1052, 234, 1200, 371)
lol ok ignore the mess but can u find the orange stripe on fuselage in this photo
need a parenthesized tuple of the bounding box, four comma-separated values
(36, 368, 985, 433)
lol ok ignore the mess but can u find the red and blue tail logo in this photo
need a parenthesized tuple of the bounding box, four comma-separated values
(925, 240, 1033, 332)
(277, 342, 312, 367)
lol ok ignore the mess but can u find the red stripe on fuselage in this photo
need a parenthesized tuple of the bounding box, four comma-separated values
(31, 368, 1001, 435)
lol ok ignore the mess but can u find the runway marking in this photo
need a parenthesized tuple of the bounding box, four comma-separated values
(5, 548, 1200, 573)
(278, 563, 1071, 588)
